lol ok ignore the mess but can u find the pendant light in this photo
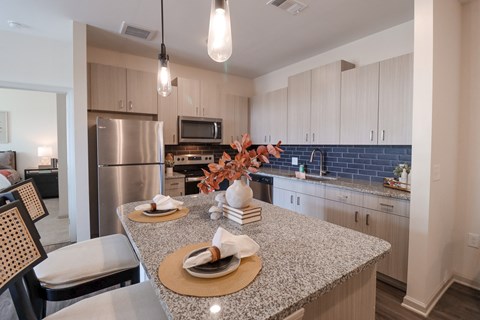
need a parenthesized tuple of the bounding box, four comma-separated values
(207, 0, 232, 63)
(157, 0, 172, 97)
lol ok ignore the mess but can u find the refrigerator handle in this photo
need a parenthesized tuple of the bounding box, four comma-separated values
(214, 122, 218, 139)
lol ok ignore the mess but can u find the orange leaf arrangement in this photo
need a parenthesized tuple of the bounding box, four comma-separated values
(198, 133, 283, 194)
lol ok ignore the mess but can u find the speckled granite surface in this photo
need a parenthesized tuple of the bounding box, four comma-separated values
(118, 193, 391, 320)
(257, 168, 410, 200)
(165, 172, 185, 179)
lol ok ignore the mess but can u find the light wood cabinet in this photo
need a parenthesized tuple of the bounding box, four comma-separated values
(164, 177, 185, 197)
(325, 199, 364, 232)
(158, 86, 178, 145)
(174, 78, 201, 117)
(340, 63, 380, 144)
(273, 187, 295, 211)
(234, 96, 249, 142)
(249, 88, 287, 145)
(89, 63, 157, 114)
(378, 53, 413, 145)
(222, 94, 249, 144)
(287, 70, 311, 144)
(200, 81, 222, 118)
(311, 61, 355, 144)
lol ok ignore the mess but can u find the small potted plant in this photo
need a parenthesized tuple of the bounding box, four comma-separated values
(198, 133, 283, 208)
(165, 153, 175, 177)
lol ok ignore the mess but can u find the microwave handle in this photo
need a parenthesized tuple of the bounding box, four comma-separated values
(214, 122, 218, 139)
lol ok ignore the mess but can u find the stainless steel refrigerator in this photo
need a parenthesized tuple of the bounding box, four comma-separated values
(96, 118, 164, 236)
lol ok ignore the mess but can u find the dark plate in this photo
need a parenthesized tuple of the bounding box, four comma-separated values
(188, 247, 233, 272)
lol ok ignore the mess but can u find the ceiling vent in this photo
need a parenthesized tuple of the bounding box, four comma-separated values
(119, 21, 156, 41)
(266, 0, 308, 15)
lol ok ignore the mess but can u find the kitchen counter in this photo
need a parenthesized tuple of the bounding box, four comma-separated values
(117, 193, 391, 320)
(165, 172, 185, 179)
(257, 168, 410, 200)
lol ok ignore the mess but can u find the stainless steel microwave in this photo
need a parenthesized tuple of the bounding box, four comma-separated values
(178, 116, 222, 144)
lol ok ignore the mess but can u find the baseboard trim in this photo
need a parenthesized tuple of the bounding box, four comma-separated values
(453, 274, 480, 291)
(402, 277, 454, 317)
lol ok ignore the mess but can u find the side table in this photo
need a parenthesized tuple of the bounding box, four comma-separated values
(24, 168, 59, 198)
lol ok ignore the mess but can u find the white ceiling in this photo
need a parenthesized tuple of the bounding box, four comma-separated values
(0, 0, 413, 78)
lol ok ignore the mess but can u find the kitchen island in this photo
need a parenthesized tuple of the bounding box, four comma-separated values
(117, 193, 390, 320)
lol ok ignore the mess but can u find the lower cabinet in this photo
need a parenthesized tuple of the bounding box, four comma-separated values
(273, 187, 325, 220)
(164, 177, 185, 197)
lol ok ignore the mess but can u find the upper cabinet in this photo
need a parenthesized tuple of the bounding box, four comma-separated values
(287, 61, 355, 145)
(174, 78, 222, 118)
(222, 94, 249, 144)
(158, 86, 178, 145)
(340, 53, 413, 145)
(250, 88, 287, 145)
(88, 63, 157, 114)
(340, 63, 380, 145)
(378, 53, 413, 145)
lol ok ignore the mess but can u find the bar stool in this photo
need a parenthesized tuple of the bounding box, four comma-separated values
(1, 179, 140, 317)
(0, 199, 167, 320)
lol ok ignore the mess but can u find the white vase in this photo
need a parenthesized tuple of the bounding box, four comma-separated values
(226, 177, 253, 209)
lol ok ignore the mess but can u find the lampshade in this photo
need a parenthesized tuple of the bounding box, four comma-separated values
(208, 0, 232, 63)
(37, 146, 53, 157)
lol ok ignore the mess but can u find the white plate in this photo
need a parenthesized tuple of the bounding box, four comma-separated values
(142, 208, 177, 217)
(183, 247, 240, 279)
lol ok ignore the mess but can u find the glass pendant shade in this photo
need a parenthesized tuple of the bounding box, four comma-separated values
(157, 54, 172, 97)
(207, 0, 232, 63)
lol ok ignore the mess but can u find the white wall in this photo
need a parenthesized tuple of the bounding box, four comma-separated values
(454, 0, 480, 288)
(253, 20, 414, 94)
(403, 0, 462, 316)
(0, 88, 58, 175)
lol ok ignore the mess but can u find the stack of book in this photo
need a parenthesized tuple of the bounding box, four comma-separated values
(222, 204, 262, 225)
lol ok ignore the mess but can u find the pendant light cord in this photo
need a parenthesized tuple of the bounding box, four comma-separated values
(161, 0, 165, 45)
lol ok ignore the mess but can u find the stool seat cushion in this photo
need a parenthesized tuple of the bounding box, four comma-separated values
(44, 281, 168, 320)
(34, 234, 139, 288)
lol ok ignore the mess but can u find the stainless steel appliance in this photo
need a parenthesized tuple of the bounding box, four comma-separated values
(178, 116, 222, 144)
(97, 118, 164, 236)
(173, 154, 215, 195)
(249, 174, 273, 204)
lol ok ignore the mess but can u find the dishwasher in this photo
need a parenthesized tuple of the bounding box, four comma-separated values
(248, 174, 273, 204)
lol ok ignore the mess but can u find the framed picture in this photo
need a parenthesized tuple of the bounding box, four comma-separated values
(0, 112, 8, 143)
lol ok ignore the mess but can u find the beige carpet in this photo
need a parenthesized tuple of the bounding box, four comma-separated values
(36, 198, 70, 246)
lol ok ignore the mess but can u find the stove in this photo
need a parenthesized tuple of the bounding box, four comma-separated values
(173, 154, 215, 195)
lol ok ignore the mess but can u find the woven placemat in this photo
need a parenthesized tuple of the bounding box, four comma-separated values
(158, 242, 262, 297)
(127, 207, 189, 223)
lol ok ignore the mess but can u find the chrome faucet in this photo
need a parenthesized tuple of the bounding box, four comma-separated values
(309, 148, 326, 176)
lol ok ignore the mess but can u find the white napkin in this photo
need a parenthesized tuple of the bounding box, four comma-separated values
(183, 227, 260, 269)
(134, 194, 184, 211)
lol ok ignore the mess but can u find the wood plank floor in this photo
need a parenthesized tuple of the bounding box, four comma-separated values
(376, 280, 480, 319)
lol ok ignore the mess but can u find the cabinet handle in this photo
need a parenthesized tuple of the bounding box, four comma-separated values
(231, 136, 234, 142)
(118, 100, 124, 110)
(264, 136, 267, 143)
(128, 101, 133, 111)
(180, 192, 183, 196)
(370, 130, 374, 141)
(366, 214, 370, 226)
(379, 203, 394, 208)
(381, 130, 385, 141)
(297, 196, 300, 206)
(269, 135, 271, 142)
(203, 108, 205, 116)
(313, 133, 315, 142)
(196, 107, 199, 115)
(173, 134, 176, 143)
(355, 211, 358, 223)
(305, 133, 308, 142)
(290, 195, 293, 204)
(170, 183, 179, 186)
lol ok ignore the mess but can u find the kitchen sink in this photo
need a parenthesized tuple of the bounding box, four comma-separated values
(288, 174, 337, 182)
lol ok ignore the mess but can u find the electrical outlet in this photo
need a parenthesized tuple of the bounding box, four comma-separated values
(292, 157, 298, 165)
(467, 233, 480, 249)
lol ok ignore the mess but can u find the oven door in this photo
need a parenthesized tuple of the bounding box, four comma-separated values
(185, 176, 204, 195)
(178, 116, 222, 143)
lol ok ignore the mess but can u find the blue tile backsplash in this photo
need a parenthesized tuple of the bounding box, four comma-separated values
(259, 145, 412, 183)
(166, 144, 412, 183)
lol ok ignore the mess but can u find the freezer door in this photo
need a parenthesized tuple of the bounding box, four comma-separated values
(97, 118, 164, 165)
(98, 164, 163, 236)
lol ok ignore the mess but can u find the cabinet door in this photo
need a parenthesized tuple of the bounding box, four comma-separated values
(126, 69, 157, 114)
(311, 61, 353, 144)
(287, 70, 311, 144)
(273, 187, 296, 211)
(324, 199, 363, 232)
(200, 81, 222, 118)
(177, 78, 200, 116)
(378, 53, 413, 145)
(297, 193, 325, 220)
(340, 63, 379, 145)
(364, 209, 409, 282)
(158, 86, 178, 145)
(89, 63, 126, 112)
(221, 94, 236, 144)
(249, 93, 268, 144)
(269, 88, 288, 145)
(234, 96, 249, 142)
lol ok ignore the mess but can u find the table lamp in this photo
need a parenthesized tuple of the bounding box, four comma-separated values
(38, 146, 53, 168)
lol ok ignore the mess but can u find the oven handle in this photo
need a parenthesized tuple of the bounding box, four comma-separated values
(214, 122, 218, 139)
(185, 177, 204, 182)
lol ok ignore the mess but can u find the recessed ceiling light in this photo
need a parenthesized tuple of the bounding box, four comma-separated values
(7, 20, 27, 29)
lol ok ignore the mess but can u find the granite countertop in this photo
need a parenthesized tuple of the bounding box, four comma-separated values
(257, 168, 410, 200)
(165, 172, 185, 179)
(117, 193, 391, 320)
